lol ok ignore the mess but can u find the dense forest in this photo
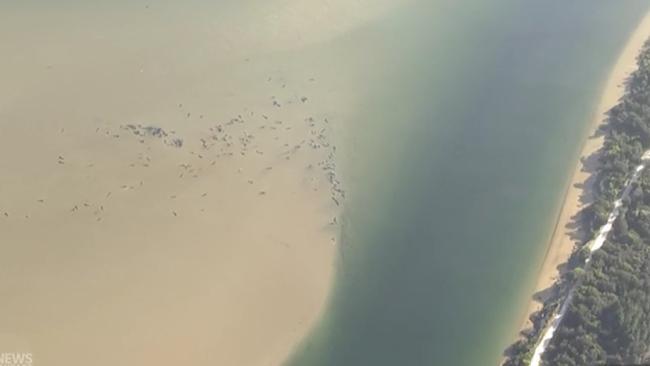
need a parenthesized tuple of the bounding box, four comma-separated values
(504, 40, 650, 366)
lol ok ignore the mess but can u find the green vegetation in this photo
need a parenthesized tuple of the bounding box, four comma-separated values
(504, 39, 650, 366)
(544, 173, 650, 365)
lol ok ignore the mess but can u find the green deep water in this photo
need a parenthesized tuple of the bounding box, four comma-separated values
(287, 1, 650, 365)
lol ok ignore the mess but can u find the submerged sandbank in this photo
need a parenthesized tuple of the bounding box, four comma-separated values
(511, 8, 650, 350)
(0, 1, 400, 365)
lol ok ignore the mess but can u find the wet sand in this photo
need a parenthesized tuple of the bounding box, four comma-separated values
(0, 1, 401, 365)
(512, 9, 650, 342)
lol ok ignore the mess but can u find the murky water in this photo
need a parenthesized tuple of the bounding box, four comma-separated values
(287, 1, 650, 365)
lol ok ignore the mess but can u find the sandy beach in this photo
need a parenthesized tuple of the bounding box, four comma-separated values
(513, 9, 650, 342)
(0, 1, 401, 365)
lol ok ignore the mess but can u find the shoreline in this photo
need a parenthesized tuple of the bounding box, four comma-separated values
(510, 9, 650, 347)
